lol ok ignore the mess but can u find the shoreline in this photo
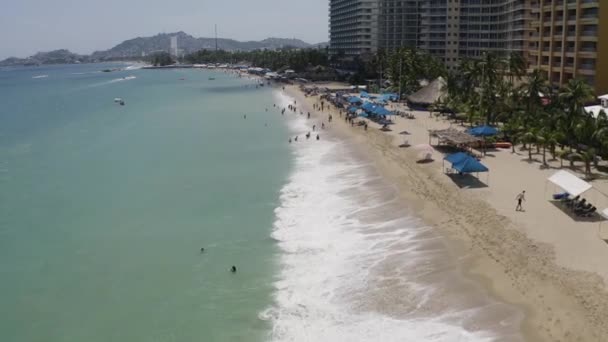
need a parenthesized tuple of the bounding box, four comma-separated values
(281, 83, 608, 341)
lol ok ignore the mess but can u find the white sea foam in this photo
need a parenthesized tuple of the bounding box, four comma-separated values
(32, 75, 48, 79)
(262, 91, 524, 341)
(124, 64, 145, 71)
(82, 75, 137, 89)
(111, 75, 137, 82)
(71, 71, 101, 75)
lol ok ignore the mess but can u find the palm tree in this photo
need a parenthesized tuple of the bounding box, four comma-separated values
(569, 149, 596, 176)
(557, 150, 570, 168)
(537, 128, 561, 165)
(476, 52, 505, 124)
(519, 130, 537, 160)
(507, 51, 527, 84)
(559, 78, 595, 147)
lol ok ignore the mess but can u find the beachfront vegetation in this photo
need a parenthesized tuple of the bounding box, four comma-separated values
(435, 52, 602, 175)
(357, 48, 603, 175)
(184, 48, 329, 73)
(149, 52, 175, 66)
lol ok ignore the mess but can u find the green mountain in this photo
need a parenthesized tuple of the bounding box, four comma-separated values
(89, 32, 315, 60)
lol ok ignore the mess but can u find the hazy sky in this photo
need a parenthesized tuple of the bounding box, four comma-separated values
(0, 0, 329, 59)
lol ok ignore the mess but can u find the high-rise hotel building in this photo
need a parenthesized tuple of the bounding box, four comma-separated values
(418, 0, 535, 70)
(528, 0, 607, 94)
(329, 0, 381, 55)
(329, 0, 607, 93)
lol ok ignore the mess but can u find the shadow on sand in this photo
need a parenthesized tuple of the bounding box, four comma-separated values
(549, 201, 603, 223)
(447, 174, 488, 189)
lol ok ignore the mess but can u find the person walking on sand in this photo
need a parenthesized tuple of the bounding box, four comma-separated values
(515, 191, 526, 211)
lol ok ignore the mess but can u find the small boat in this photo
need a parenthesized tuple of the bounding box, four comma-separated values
(208, 77, 216, 80)
(114, 98, 125, 106)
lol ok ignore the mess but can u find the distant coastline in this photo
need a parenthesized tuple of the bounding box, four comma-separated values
(1, 31, 325, 67)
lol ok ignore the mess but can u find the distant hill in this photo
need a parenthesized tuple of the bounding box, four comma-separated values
(0, 32, 321, 66)
(0, 49, 89, 66)
(90, 32, 314, 60)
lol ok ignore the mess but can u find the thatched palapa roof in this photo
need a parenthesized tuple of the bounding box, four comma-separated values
(429, 128, 480, 145)
(407, 77, 447, 106)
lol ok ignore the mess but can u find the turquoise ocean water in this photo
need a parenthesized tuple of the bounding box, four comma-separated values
(0, 64, 291, 342)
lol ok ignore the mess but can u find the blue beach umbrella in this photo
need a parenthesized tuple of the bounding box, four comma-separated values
(361, 102, 376, 112)
(372, 106, 393, 116)
(468, 125, 499, 137)
(348, 106, 359, 114)
(348, 96, 363, 104)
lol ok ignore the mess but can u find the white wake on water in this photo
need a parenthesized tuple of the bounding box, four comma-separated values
(261, 92, 524, 342)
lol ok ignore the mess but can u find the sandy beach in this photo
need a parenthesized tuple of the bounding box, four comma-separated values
(283, 82, 608, 341)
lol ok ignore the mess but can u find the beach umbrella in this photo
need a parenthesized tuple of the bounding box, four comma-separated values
(360, 91, 370, 98)
(413, 144, 434, 151)
(358, 112, 369, 118)
(468, 125, 499, 137)
(372, 106, 393, 116)
(348, 96, 362, 104)
(347, 106, 359, 114)
(361, 102, 376, 112)
(413, 144, 434, 161)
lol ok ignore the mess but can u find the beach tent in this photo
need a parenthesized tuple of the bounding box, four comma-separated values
(452, 157, 489, 174)
(444, 152, 488, 174)
(348, 96, 363, 104)
(444, 152, 470, 165)
(547, 170, 591, 197)
(468, 125, 499, 137)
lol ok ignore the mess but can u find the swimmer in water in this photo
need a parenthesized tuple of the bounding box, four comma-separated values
(244, 114, 247, 119)
(200, 247, 205, 253)
(230, 266, 237, 273)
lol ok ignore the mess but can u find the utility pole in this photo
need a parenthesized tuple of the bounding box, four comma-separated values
(215, 24, 218, 52)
